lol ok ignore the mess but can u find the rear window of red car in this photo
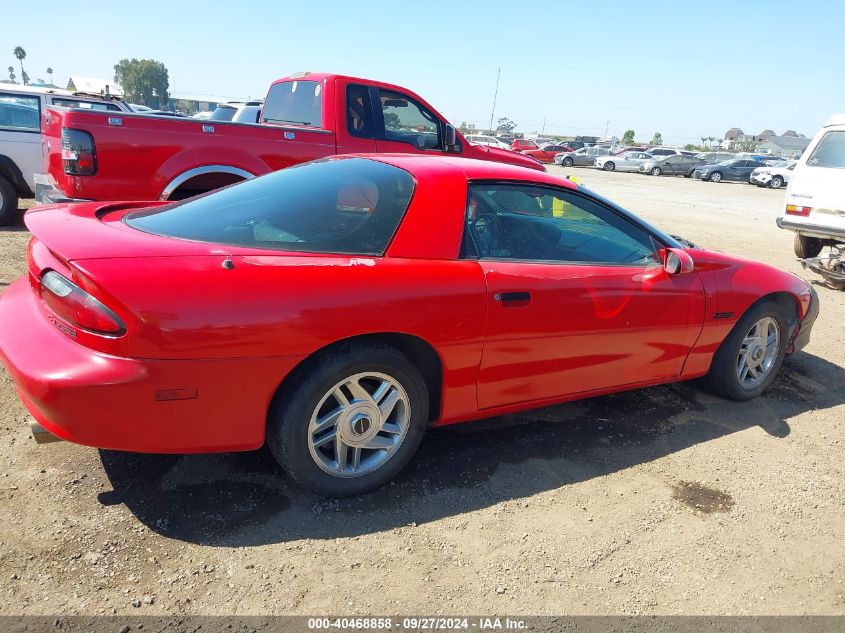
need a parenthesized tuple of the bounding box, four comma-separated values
(125, 158, 415, 256)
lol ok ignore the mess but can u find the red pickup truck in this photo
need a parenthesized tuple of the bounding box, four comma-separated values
(37, 73, 542, 203)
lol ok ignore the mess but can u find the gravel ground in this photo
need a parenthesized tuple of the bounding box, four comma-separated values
(0, 170, 842, 616)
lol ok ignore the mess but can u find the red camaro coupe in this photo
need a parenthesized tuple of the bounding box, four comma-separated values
(0, 155, 818, 496)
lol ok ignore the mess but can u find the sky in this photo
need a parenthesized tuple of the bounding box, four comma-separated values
(2, 0, 842, 145)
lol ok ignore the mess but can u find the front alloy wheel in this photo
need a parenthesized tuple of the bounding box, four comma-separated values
(603, 161, 615, 171)
(769, 175, 784, 189)
(736, 317, 780, 390)
(709, 171, 723, 182)
(651, 167, 662, 176)
(562, 157, 574, 167)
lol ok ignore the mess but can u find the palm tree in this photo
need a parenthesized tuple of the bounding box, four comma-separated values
(7, 66, 15, 83)
(13, 46, 27, 84)
(47, 67, 53, 84)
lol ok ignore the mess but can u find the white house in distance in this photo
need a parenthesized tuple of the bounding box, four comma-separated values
(757, 135, 811, 159)
(67, 76, 123, 96)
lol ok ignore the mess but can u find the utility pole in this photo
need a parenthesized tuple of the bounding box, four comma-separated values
(542, 116, 546, 136)
(605, 120, 610, 138)
(488, 67, 500, 135)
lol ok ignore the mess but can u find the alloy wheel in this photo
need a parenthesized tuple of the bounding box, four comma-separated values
(736, 317, 780, 389)
(307, 372, 410, 478)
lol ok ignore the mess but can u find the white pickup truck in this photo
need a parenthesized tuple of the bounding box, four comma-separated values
(0, 83, 132, 224)
(777, 113, 845, 288)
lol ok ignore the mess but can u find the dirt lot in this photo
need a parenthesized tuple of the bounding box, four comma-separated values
(0, 170, 842, 616)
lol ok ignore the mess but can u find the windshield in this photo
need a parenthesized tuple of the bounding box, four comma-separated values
(126, 158, 415, 255)
(262, 80, 323, 127)
(210, 106, 237, 121)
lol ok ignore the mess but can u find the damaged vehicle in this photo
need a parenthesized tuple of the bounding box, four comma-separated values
(777, 114, 845, 288)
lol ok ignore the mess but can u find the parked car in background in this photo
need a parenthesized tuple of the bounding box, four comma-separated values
(647, 147, 683, 157)
(143, 110, 187, 117)
(750, 161, 796, 189)
(611, 145, 647, 155)
(193, 111, 214, 120)
(693, 159, 761, 183)
(0, 84, 133, 224)
(595, 151, 654, 172)
(36, 73, 545, 205)
(521, 143, 573, 164)
(209, 101, 264, 124)
(777, 113, 845, 261)
(561, 141, 587, 151)
(128, 104, 153, 113)
(554, 145, 612, 167)
(0, 154, 818, 496)
(696, 152, 734, 164)
(512, 139, 539, 152)
(466, 134, 512, 150)
(640, 154, 704, 177)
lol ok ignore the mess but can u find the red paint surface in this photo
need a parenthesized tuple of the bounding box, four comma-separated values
(1, 155, 814, 453)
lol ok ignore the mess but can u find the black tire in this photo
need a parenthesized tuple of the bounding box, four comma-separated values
(266, 343, 429, 497)
(769, 175, 784, 189)
(650, 166, 662, 176)
(703, 300, 790, 401)
(709, 171, 723, 183)
(603, 161, 615, 171)
(0, 176, 19, 227)
(793, 234, 823, 259)
(562, 157, 574, 167)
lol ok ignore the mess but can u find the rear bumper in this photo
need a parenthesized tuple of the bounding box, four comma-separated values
(33, 173, 91, 205)
(776, 217, 845, 241)
(791, 286, 819, 353)
(0, 278, 303, 453)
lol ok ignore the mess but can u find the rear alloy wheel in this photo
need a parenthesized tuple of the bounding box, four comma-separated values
(603, 161, 616, 171)
(769, 175, 784, 189)
(562, 157, 574, 167)
(704, 301, 788, 401)
(650, 166, 662, 176)
(267, 343, 428, 497)
(793, 234, 824, 258)
(709, 171, 723, 182)
(0, 176, 19, 227)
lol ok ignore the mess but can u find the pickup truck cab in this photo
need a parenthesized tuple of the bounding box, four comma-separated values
(0, 83, 132, 223)
(37, 73, 543, 204)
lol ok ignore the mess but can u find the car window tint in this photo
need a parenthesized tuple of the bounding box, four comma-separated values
(807, 131, 845, 168)
(346, 84, 375, 139)
(379, 89, 440, 150)
(464, 183, 659, 265)
(126, 158, 414, 256)
(0, 94, 40, 131)
(262, 80, 323, 127)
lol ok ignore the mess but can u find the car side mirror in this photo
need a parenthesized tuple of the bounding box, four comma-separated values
(663, 248, 695, 275)
(444, 124, 458, 152)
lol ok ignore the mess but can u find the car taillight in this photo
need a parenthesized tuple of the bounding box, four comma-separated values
(785, 204, 811, 217)
(61, 128, 97, 175)
(39, 271, 125, 336)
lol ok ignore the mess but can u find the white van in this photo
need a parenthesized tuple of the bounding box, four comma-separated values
(777, 114, 845, 258)
(0, 84, 131, 224)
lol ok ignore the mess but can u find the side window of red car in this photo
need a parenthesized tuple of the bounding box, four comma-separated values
(464, 184, 659, 265)
(378, 89, 441, 150)
(346, 84, 375, 139)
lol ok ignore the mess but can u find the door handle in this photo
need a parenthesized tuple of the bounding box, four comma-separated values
(495, 291, 531, 303)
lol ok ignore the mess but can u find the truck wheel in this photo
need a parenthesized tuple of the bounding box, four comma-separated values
(794, 234, 823, 259)
(266, 343, 429, 497)
(0, 176, 19, 226)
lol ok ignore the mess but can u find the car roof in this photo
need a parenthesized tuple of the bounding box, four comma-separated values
(336, 153, 576, 189)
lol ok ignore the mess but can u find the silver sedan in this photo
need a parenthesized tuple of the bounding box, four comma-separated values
(554, 146, 612, 167)
(594, 151, 654, 172)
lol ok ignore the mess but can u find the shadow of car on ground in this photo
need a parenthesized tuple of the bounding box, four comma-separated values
(96, 350, 845, 547)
